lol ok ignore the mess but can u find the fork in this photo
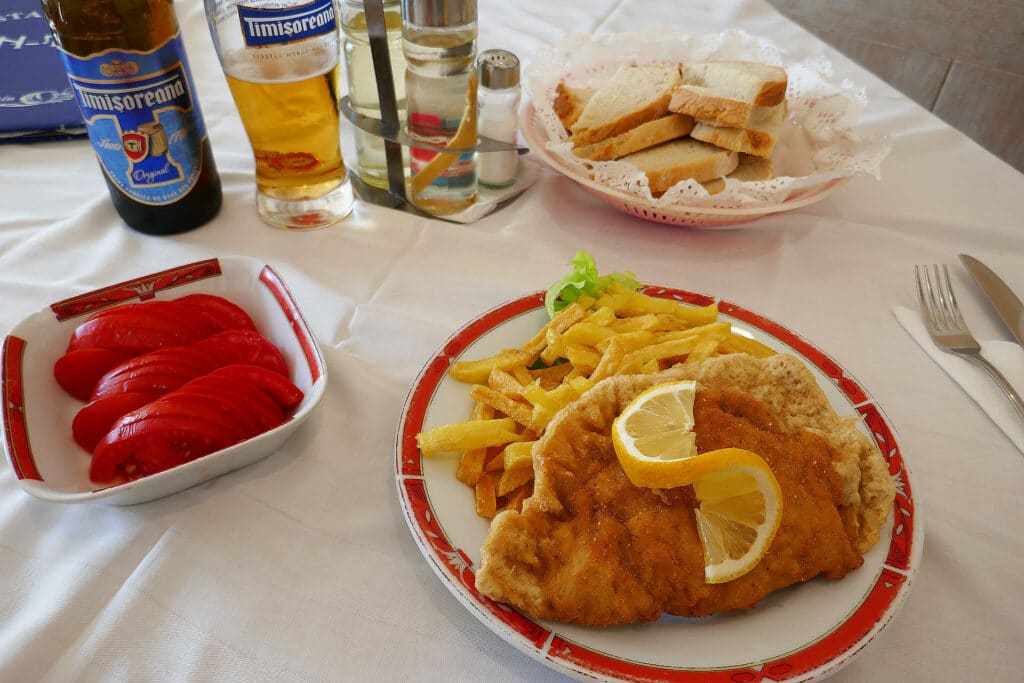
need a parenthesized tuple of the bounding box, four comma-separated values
(915, 264, 1024, 426)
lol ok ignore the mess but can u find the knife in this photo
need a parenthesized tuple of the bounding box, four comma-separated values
(959, 254, 1024, 348)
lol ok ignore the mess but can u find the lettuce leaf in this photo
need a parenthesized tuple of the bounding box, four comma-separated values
(544, 250, 640, 318)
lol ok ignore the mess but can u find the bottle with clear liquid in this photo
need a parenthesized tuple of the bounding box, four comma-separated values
(401, 0, 477, 215)
(341, 0, 406, 189)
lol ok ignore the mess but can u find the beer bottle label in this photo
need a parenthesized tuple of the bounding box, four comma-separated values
(60, 34, 209, 206)
(237, 0, 336, 47)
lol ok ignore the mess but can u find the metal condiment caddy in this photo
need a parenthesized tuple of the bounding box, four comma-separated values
(338, 0, 529, 218)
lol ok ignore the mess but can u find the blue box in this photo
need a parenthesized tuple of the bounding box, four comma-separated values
(0, 1, 86, 142)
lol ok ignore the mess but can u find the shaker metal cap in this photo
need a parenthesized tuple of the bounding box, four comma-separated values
(400, 0, 477, 28)
(478, 49, 520, 89)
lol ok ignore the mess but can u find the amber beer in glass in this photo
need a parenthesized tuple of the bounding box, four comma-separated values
(206, 0, 353, 230)
(42, 0, 222, 235)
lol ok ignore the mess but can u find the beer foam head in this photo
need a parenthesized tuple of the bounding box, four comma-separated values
(224, 42, 338, 83)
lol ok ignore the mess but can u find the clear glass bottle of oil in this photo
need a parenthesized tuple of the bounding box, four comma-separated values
(401, 0, 477, 215)
(341, 0, 407, 189)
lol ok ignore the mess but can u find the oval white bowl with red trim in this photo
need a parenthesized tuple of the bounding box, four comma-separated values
(1, 256, 327, 505)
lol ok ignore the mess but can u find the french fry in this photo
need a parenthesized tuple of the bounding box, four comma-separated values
(488, 368, 524, 398)
(589, 336, 629, 382)
(469, 384, 536, 431)
(583, 305, 616, 327)
(518, 427, 539, 441)
(631, 340, 695, 368)
(530, 376, 593, 429)
(568, 376, 594, 396)
(686, 336, 722, 362)
(449, 349, 532, 384)
(510, 365, 534, 386)
(416, 417, 522, 456)
(719, 332, 776, 358)
(611, 312, 696, 333)
(562, 321, 616, 347)
(484, 449, 506, 472)
(641, 358, 661, 374)
(498, 466, 534, 497)
(500, 482, 532, 513)
(521, 302, 589, 358)
(540, 327, 566, 365)
(470, 399, 495, 421)
(596, 290, 718, 325)
(625, 322, 731, 367)
(456, 449, 488, 486)
(652, 322, 731, 344)
(520, 380, 553, 409)
(564, 343, 602, 376)
(595, 330, 656, 353)
(530, 362, 573, 389)
(614, 353, 644, 376)
(475, 472, 498, 519)
(502, 441, 534, 471)
(454, 400, 497, 486)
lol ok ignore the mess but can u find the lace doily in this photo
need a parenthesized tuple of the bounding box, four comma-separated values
(525, 29, 891, 209)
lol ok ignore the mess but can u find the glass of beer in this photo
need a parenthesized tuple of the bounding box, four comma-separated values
(205, 0, 353, 230)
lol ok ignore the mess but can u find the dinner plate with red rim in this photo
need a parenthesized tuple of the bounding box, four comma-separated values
(1, 255, 327, 506)
(396, 286, 920, 682)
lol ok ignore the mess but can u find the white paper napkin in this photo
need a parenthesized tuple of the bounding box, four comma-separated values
(894, 305, 1024, 454)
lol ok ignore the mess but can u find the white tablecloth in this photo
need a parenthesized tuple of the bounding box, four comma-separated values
(2, 0, 1022, 680)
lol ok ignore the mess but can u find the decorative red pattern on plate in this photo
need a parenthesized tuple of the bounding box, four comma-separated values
(719, 300, 869, 405)
(859, 403, 914, 571)
(258, 266, 323, 383)
(549, 567, 906, 682)
(442, 293, 544, 360)
(640, 285, 714, 308)
(397, 288, 917, 682)
(757, 568, 908, 680)
(549, 634, 764, 682)
(49, 258, 223, 321)
(401, 479, 551, 647)
(1, 336, 40, 481)
(400, 354, 449, 477)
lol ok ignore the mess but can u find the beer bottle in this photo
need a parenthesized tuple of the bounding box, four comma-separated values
(42, 0, 222, 235)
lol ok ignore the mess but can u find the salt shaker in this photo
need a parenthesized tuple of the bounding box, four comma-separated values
(477, 49, 520, 188)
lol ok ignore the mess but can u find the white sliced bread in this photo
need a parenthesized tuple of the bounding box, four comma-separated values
(572, 114, 694, 161)
(730, 153, 775, 181)
(620, 138, 739, 196)
(552, 83, 593, 132)
(669, 61, 787, 128)
(689, 101, 787, 158)
(570, 64, 681, 146)
(702, 153, 776, 194)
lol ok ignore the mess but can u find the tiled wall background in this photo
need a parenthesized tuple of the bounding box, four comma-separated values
(768, 0, 1024, 172)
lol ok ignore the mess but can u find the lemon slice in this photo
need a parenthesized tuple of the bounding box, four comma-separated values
(688, 448, 783, 583)
(611, 380, 699, 488)
(611, 381, 783, 584)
